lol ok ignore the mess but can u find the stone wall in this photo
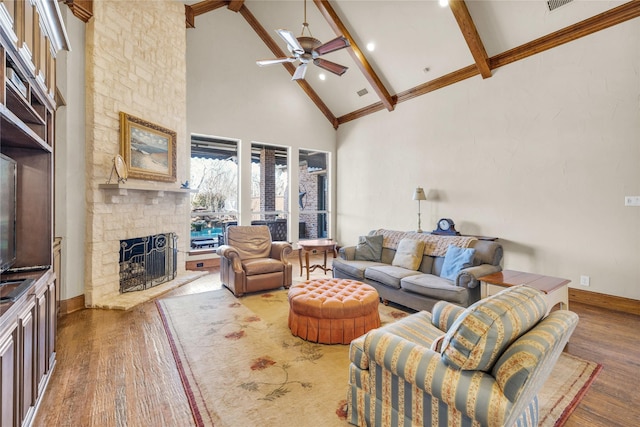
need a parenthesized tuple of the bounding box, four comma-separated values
(84, 1, 191, 307)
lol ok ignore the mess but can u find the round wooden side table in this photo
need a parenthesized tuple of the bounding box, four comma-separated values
(297, 239, 337, 280)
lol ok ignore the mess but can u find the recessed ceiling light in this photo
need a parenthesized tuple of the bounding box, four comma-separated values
(319, 73, 326, 81)
(439, 0, 449, 7)
(366, 42, 375, 52)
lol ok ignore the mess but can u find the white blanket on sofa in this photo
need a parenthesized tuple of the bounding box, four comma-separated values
(372, 229, 477, 257)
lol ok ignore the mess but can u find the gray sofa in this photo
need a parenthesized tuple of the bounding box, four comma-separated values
(332, 229, 503, 312)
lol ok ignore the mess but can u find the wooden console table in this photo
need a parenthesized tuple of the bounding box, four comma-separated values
(297, 239, 338, 280)
(478, 270, 570, 314)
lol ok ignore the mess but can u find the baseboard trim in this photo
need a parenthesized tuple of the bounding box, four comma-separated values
(569, 288, 640, 316)
(59, 294, 86, 316)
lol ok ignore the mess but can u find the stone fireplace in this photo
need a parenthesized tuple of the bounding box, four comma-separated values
(84, 186, 204, 309)
(82, 1, 204, 309)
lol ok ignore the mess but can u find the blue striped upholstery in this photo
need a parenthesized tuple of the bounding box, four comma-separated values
(431, 300, 466, 331)
(347, 285, 579, 427)
(441, 286, 547, 371)
(350, 310, 441, 370)
(493, 310, 579, 426)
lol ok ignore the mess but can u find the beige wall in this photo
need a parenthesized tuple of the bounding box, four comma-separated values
(55, 9, 86, 300)
(336, 21, 640, 300)
(83, 1, 189, 306)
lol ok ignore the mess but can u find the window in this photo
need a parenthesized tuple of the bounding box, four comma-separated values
(299, 149, 330, 239)
(190, 135, 238, 250)
(250, 142, 289, 241)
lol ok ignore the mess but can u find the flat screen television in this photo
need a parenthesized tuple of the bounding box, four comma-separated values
(0, 153, 17, 274)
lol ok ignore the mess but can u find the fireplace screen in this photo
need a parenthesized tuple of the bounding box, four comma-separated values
(119, 233, 177, 293)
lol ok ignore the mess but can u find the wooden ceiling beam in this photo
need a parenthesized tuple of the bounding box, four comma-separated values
(227, 1, 245, 13)
(185, 0, 227, 28)
(63, 0, 93, 23)
(339, 0, 640, 125)
(337, 65, 479, 126)
(190, 0, 226, 16)
(448, 0, 491, 79)
(491, 0, 640, 68)
(238, 5, 339, 129)
(313, 0, 395, 112)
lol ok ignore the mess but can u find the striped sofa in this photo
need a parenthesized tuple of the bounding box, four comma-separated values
(347, 285, 579, 427)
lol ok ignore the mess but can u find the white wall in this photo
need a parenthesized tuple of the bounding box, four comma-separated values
(186, 10, 337, 240)
(336, 21, 640, 300)
(55, 8, 86, 300)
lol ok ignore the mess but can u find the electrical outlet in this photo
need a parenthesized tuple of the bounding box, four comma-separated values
(580, 275, 590, 286)
(625, 196, 640, 206)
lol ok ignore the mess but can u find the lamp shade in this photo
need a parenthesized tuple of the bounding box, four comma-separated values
(412, 187, 426, 201)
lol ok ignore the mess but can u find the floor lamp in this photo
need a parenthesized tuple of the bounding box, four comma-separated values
(413, 187, 427, 233)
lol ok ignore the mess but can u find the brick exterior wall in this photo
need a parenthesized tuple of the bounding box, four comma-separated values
(260, 148, 276, 220)
(299, 162, 320, 239)
(84, 1, 188, 306)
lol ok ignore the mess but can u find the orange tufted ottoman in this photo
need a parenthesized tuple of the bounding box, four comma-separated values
(287, 278, 381, 344)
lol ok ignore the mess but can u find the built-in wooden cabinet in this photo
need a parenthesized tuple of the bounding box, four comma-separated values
(0, 322, 17, 426)
(0, 272, 56, 427)
(0, 1, 68, 426)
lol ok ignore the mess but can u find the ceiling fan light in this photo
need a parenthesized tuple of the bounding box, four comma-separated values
(366, 42, 375, 52)
(439, 0, 449, 8)
(319, 73, 326, 81)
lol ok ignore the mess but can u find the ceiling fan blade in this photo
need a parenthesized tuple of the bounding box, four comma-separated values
(256, 57, 297, 67)
(313, 58, 348, 76)
(276, 29, 305, 55)
(314, 36, 350, 56)
(292, 63, 308, 80)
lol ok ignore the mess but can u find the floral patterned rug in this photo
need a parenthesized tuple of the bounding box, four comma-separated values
(156, 288, 601, 427)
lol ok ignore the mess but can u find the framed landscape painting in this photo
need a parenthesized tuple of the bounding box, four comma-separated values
(119, 112, 177, 182)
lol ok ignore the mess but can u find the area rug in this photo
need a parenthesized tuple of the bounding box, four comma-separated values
(157, 289, 601, 427)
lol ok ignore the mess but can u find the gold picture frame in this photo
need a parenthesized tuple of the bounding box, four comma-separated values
(119, 112, 177, 182)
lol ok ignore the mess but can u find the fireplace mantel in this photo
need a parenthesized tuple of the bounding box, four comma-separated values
(99, 183, 195, 204)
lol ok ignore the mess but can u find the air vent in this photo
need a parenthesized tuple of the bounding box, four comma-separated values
(547, 0, 573, 12)
(357, 88, 368, 97)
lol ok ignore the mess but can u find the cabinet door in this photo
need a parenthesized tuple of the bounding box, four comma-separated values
(18, 300, 36, 425)
(0, 326, 17, 427)
(35, 287, 47, 395)
(47, 280, 56, 370)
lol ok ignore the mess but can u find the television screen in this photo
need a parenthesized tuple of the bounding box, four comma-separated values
(0, 153, 17, 274)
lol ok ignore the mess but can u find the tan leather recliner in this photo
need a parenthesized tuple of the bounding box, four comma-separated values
(216, 225, 293, 297)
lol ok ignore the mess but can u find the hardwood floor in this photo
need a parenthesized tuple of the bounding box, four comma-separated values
(561, 302, 640, 426)
(33, 267, 640, 426)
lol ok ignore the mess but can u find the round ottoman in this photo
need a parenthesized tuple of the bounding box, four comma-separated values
(287, 278, 381, 344)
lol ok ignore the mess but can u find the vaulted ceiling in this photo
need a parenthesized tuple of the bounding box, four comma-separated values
(66, 0, 640, 129)
(183, 0, 639, 129)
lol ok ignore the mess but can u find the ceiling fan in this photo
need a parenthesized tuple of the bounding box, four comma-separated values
(256, 0, 350, 81)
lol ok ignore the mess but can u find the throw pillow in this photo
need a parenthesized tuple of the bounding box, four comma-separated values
(354, 235, 384, 261)
(440, 245, 476, 281)
(440, 285, 547, 371)
(391, 238, 425, 270)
